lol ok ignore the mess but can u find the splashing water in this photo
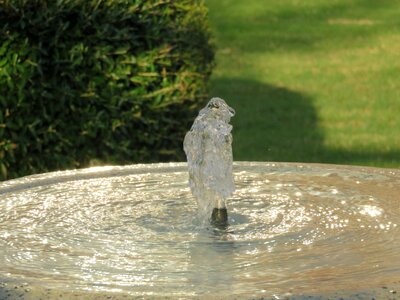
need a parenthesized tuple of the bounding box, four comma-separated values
(183, 98, 235, 222)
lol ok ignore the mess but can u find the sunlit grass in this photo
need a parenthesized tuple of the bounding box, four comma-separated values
(205, 0, 400, 167)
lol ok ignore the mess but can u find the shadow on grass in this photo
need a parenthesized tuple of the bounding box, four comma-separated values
(210, 77, 400, 167)
(210, 77, 324, 162)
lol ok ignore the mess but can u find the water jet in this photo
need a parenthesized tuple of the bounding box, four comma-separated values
(183, 97, 235, 227)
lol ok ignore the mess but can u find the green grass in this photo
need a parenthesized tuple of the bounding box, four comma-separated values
(205, 0, 400, 168)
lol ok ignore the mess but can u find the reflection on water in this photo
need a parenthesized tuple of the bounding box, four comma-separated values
(0, 162, 399, 298)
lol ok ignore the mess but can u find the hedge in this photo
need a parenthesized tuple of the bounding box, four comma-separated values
(0, 0, 215, 180)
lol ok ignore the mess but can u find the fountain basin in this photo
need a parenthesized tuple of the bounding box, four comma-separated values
(0, 162, 399, 299)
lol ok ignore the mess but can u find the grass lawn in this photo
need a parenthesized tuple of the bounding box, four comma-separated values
(205, 0, 400, 168)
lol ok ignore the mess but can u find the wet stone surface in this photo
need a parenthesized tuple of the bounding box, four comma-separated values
(1, 282, 400, 300)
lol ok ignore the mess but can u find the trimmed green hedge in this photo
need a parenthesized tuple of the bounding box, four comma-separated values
(0, 0, 214, 180)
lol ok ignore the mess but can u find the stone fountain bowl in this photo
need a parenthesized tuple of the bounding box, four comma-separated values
(0, 162, 399, 300)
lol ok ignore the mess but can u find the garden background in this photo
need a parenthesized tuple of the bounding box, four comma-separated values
(206, 0, 400, 167)
(1, 0, 400, 180)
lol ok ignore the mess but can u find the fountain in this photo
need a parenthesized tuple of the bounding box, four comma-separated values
(1, 98, 400, 299)
(183, 97, 235, 227)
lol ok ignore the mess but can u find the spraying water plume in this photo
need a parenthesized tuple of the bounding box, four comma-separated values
(183, 97, 235, 226)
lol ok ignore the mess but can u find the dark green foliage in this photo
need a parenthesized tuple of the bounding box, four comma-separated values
(0, 0, 214, 180)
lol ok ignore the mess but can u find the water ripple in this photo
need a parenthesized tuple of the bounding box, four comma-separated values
(0, 162, 399, 298)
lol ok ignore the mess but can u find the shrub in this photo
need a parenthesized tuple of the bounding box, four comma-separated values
(0, 0, 215, 180)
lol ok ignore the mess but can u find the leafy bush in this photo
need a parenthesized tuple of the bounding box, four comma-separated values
(0, 0, 214, 180)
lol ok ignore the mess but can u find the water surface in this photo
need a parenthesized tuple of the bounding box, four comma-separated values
(0, 162, 399, 298)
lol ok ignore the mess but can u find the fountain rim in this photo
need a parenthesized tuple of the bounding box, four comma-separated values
(1, 161, 399, 195)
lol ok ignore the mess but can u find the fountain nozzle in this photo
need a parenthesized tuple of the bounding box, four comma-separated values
(211, 207, 228, 228)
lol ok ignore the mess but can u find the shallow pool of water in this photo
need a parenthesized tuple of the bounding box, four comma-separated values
(0, 162, 399, 298)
